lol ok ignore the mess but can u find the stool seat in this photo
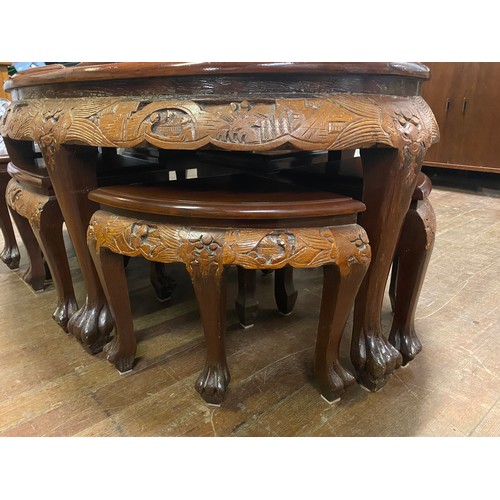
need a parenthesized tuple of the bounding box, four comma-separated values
(88, 174, 365, 219)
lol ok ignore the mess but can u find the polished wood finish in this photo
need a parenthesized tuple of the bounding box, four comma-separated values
(5, 62, 429, 90)
(422, 62, 500, 173)
(87, 174, 370, 404)
(88, 174, 363, 219)
(1, 62, 438, 392)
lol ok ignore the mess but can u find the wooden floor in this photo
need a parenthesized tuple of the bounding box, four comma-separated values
(0, 181, 499, 437)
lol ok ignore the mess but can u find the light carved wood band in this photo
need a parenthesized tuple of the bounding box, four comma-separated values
(6, 177, 50, 229)
(0, 95, 439, 157)
(88, 211, 371, 276)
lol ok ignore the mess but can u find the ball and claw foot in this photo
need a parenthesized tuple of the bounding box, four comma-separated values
(353, 331, 403, 391)
(0, 246, 20, 270)
(68, 302, 114, 354)
(52, 298, 79, 333)
(195, 364, 231, 405)
(389, 326, 422, 366)
(316, 362, 356, 403)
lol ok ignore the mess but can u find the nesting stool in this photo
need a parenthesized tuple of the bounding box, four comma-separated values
(87, 174, 371, 405)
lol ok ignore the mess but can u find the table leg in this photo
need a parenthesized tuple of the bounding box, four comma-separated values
(351, 147, 422, 391)
(389, 197, 436, 365)
(42, 144, 113, 353)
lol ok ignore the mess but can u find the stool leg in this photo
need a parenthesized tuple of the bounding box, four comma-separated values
(9, 209, 46, 291)
(0, 174, 20, 270)
(389, 198, 436, 365)
(33, 201, 78, 332)
(188, 263, 230, 405)
(314, 262, 367, 402)
(150, 262, 176, 302)
(274, 265, 298, 315)
(235, 267, 258, 328)
(88, 243, 135, 373)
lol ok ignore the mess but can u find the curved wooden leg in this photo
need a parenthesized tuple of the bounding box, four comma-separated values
(88, 241, 136, 373)
(274, 265, 298, 315)
(149, 262, 176, 302)
(235, 267, 258, 328)
(314, 242, 369, 402)
(187, 260, 230, 405)
(33, 200, 79, 332)
(9, 208, 46, 291)
(389, 198, 436, 365)
(42, 144, 113, 353)
(0, 172, 20, 269)
(351, 147, 423, 391)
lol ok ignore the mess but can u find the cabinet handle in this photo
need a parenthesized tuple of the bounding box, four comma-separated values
(445, 98, 451, 113)
(462, 98, 468, 115)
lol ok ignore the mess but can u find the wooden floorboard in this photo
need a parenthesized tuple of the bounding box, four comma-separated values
(0, 185, 499, 437)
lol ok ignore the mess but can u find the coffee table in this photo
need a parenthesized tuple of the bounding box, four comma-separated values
(0, 62, 439, 390)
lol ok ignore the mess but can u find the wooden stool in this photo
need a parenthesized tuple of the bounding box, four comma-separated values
(5, 143, 79, 331)
(87, 174, 371, 404)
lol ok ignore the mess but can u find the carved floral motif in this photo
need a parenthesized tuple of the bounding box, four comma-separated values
(88, 211, 371, 278)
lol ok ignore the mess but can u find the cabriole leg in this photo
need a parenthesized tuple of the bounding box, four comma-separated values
(88, 241, 136, 373)
(351, 147, 423, 391)
(389, 198, 436, 365)
(9, 208, 45, 291)
(44, 144, 113, 353)
(188, 260, 230, 405)
(315, 254, 368, 402)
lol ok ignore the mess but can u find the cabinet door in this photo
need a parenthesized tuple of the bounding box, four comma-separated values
(459, 62, 500, 169)
(421, 62, 466, 166)
(422, 62, 500, 172)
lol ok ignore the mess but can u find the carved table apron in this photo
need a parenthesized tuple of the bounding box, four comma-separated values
(0, 62, 439, 391)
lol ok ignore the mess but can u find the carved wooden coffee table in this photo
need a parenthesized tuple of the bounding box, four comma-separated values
(0, 62, 439, 391)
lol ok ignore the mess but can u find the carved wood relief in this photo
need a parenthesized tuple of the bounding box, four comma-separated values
(88, 211, 371, 276)
(0, 95, 439, 154)
(6, 178, 48, 229)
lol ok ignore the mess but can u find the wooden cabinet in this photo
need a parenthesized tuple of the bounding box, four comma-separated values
(422, 62, 500, 173)
(0, 63, 12, 101)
